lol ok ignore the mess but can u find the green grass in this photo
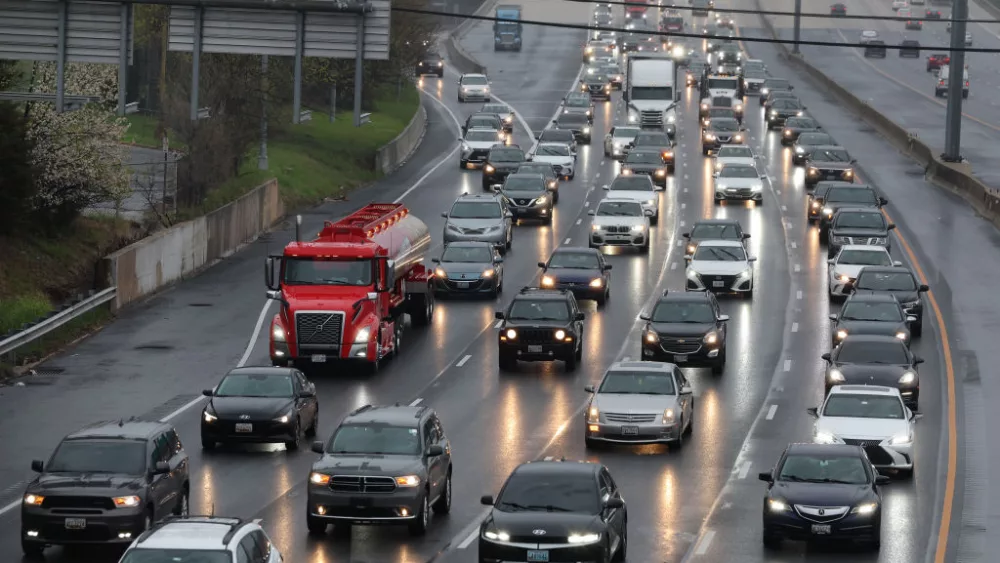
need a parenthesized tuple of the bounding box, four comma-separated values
(122, 113, 188, 150)
(194, 84, 421, 215)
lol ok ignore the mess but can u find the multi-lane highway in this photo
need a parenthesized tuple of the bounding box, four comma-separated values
(3, 0, 1000, 560)
(760, 0, 1000, 188)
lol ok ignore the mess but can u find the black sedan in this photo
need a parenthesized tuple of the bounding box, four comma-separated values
(780, 116, 822, 145)
(201, 366, 318, 450)
(852, 266, 929, 336)
(683, 218, 749, 255)
(432, 241, 504, 298)
(552, 113, 592, 143)
(805, 146, 856, 187)
(539, 247, 612, 305)
(415, 51, 444, 77)
(760, 443, 886, 550)
(822, 334, 922, 409)
(830, 293, 915, 348)
(479, 460, 627, 563)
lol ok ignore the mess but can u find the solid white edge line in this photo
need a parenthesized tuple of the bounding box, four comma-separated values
(796, 290, 803, 300)
(493, 320, 503, 328)
(237, 300, 275, 367)
(576, 218, 582, 225)
(791, 322, 799, 332)
(564, 238, 572, 244)
(694, 529, 716, 555)
(458, 527, 479, 549)
(766, 405, 778, 420)
(409, 398, 424, 406)
(456, 354, 472, 367)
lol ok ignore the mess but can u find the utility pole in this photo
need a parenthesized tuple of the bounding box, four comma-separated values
(258, 54, 269, 170)
(943, 0, 968, 162)
(792, 0, 802, 54)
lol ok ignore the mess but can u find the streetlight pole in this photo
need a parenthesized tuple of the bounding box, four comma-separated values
(942, 0, 968, 162)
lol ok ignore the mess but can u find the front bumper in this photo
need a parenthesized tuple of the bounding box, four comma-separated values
(508, 204, 553, 219)
(22, 507, 146, 545)
(202, 418, 297, 443)
(308, 485, 424, 524)
(459, 89, 490, 101)
(806, 169, 854, 185)
(642, 339, 723, 366)
(480, 538, 605, 563)
(433, 275, 499, 295)
(586, 420, 680, 443)
(590, 230, 648, 247)
(686, 272, 753, 294)
(763, 508, 880, 543)
(498, 340, 575, 362)
(415, 63, 444, 75)
(715, 188, 763, 202)
(544, 280, 605, 301)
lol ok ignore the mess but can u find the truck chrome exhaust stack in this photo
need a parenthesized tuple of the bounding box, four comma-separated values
(295, 215, 302, 242)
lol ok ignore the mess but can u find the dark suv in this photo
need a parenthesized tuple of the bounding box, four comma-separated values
(306, 404, 453, 536)
(640, 290, 730, 373)
(828, 208, 896, 258)
(818, 184, 887, 234)
(21, 418, 190, 557)
(415, 51, 444, 77)
(482, 146, 526, 190)
(804, 145, 856, 187)
(682, 218, 749, 255)
(495, 287, 586, 371)
(498, 173, 553, 224)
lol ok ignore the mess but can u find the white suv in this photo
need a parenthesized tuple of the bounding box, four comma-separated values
(118, 516, 283, 563)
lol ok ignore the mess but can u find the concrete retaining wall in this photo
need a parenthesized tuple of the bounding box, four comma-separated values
(375, 104, 428, 176)
(445, 0, 497, 74)
(749, 0, 1000, 229)
(102, 179, 285, 310)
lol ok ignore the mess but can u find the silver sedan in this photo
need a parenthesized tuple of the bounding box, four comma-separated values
(584, 361, 694, 449)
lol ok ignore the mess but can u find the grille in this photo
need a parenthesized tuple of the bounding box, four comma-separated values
(843, 438, 881, 447)
(42, 496, 115, 511)
(629, 168, 654, 175)
(519, 328, 557, 344)
(588, 84, 604, 92)
(705, 274, 737, 288)
(510, 534, 569, 544)
(640, 110, 663, 126)
(459, 227, 485, 234)
(295, 312, 344, 349)
(725, 187, 754, 196)
(840, 236, 881, 245)
(793, 506, 848, 523)
(716, 135, 732, 143)
(444, 277, 488, 291)
(605, 412, 658, 423)
(514, 198, 533, 206)
(746, 82, 762, 91)
(659, 337, 702, 354)
(552, 165, 564, 173)
(329, 475, 397, 493)
(603, 225, 630, 234)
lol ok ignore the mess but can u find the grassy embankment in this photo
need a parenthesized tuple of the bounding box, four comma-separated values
(1, 85, 420, 372)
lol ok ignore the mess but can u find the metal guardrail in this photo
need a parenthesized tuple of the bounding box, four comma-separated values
(0, 287, 117, 359)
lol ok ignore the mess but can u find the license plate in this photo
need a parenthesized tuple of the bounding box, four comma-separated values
(811, 524, 832, 535)
(456, 281, 470, 288)
(65, 518, 86, 530)
(527, 550, 550, 562)
(235, 423, 253, 433)
(351, 497, 371, 507)
(713, 280, 725, 288)
(621, 425, 639, 435)
(311, 354, 326, 363)
(527, 345, 543, 353)
(674, 354, 688, 363)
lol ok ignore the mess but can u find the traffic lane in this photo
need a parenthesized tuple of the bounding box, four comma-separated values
(791, 27, 1000, 188)
(0, 91, 469, 502)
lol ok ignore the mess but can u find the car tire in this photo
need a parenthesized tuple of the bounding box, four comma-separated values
(499, 354, 517, 371)
(650, 214, 658, 226)
(410, 291, 435, 327)
(669, 421, 684, 449)
(613, 519, 627, 561)
(307, 515, 328, 535)
(897, 467, 914, 479)
(911, 319, 923, 337)
(201, 435, 216, 450)
(544, 214, 553, 225)
(597, 291, 607, 306)
(173, 487, 190, 517)
(711, 357, 725, 375)
(408, 495, 430, 536)
(552, 190, 559, 204)
(460, 159, 468, 169)
(21, 538, 44, 559)
(642, 243, 650, 253)
(306, 410, 319, 437)
(285, 418, 301, 451)
(762, 529, 781, 549)
(565, 352, 578, 371)
(433, 469, 453, 514)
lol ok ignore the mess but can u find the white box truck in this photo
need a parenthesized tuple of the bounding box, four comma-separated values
(624, 54, 679, 136)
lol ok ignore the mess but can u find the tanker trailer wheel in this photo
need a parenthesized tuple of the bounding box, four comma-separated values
(410, 290, 435, 327)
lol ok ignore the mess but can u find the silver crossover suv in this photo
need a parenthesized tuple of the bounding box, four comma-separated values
(442, 193, 513, 253)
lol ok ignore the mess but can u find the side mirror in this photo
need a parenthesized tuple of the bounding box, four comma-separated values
(265, 256, 278, 291)
(680, 385, 693, 395)
(829, 313, 838, 321)
(806, 407, 819, 417)
(537, 261, 547, 268)
(850, 158, 858, 164)
(426, 444, 444, 457)
(747, 257, 757, 262)
(888, 224, 897, 230)
(441, 212, 448, 218)
(431, 258, 441, 263)
(822, 352, 832, 361)
(602, 185, 610, 190)
(202, 388, 214, 397)
(153, 461, 170, 475)
(495, 257, 504, 263)
(605, 497, 625, 509)
(603, 264, 612, 271)
(743, 233, 751, 239)
(493, 186, 501, 192)
(758, 471, 773, 482)
(31, 460, 44, 472)
(760, 174, 767, 179)
(311, 441, 325, 454)
(481, 494, 495, 505)
(919, 284, 929, 292)
(914, 356, 925, 364)
(575, 312, 586, 321)
(584, 384, 595, 393)
(298, 390, 315, 398)
(505, 212, 513, 218)
(588, 210, 596, 215)
(892, 260, 903, 266)
(906, 315, 918, 323)
(495, 311, 505, 319)
(827, 258, 835, 265)
(639, 313, 651, 321)
(911, 411, 924, 421)
(875, 475, 891, 485)
(879, 197, 888, 205)
(682, 232, 691, 238)
(684, 254, 693, 260)
(718, 314, 730, 322)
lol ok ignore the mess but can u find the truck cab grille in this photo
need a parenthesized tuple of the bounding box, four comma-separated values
(640, 110, 663, 126)
(295, 311, 345, 350)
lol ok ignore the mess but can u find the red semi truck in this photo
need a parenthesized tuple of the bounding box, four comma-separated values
(265, 203, 435, 372)
(625, 0, 652, 19)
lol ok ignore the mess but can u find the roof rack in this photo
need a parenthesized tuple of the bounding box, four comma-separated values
(135, 515, 247, 545)
(413, 406, 429, 419)
(349, 404, 373, 416)
(518, 286, 565, 294)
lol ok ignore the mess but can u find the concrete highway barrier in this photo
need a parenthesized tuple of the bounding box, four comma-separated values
(445, 0, 496, 74)
(748, 0, 1000, 229)
(375, 104, 428, 176)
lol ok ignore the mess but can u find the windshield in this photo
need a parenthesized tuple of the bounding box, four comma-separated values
(548, 252, 600, 269)
(508, 300, 570, 321)
(827, 188, 876, 203)
(466, 130, 499, 142)
(835, 211, 885, 229)
(652, 301, 716, 323)
(283, 258, 372, 286)
(450, 201, 502, 219)
(120, 550, 232, 563)
(596, 201, 643, 216)
(718, 146, 752, 158)
(503, 176, 545, 192)
(799, 133, 835, 145)
(537, 144, 570, 156)
(773, 99, 802, 109)
(631, 86, 674, 100)
(812, 149, 851, 162)
(778, 454, 869, 484)
(708, 78, 738, 89)
(838, 249, 891, 266)
(693, 245, 746, 261)
(557, 115, 588, 126)
(614, 127, 641, 139)
(442, 245, 493, 263)
(48, 440, 146, 474)
(666, 16, 683, 24)
(711, 121, 739, 132)
(837, 340, 909, 363)
(823, 394, 905, 419)
(719, 165, 758, 178)
(786, 118, 817, 128)
(490, 149, 524, 162)
(328, 424, 420, 455)
(690, 223, 741, 239)
(766, 79, 791, 89)
(463, 76, 488, 85)
(857, 271, 916, 291)
(497, 472, 600, 514)
(216, 373, 293, 397)
(841, 302, 903, 322)
(625, 151, 663, 164)
(610, 177, 653, 191)
(598, 370, 676, 394)
(744, 69, 766, 79)
(468, 117, 496, 128)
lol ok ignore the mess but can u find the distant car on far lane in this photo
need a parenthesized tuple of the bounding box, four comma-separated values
(830, 3, 847, 15)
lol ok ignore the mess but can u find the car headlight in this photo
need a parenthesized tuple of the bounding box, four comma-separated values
(631, 224, 645, 231)
(767, 498, 789, 512)
(484, 529, 511, 541)
(541, 275, 555, 287)
(23, 494, 45, 506)
(482, 268, 495, 278)
(667, 114, 676, 123)
(614, 142, 622, 148)
(734, 104, 743, 112)
(701, 103, 709, 110)
(434, 267, 447, 278)
(485, 164, 495, 173)
(592, 223, 600, 231)
(628, 113, 637, 123)
(586, 110, 592, 117)
(662, 408, 675, 423)
(762, 88, 770, 94)
(438, 61, 444, 67)
(655, 169, 666, 176)
(354, 327, 371, 343)
(797, 110, 804, 116)
(505, 328, 517, 339)
(310, 472, 331, 485)
(583, 127, 591, 134)
(589, 278, 603, 287)
(686, 268, 701, 281)
(704, 134, 715, 140)
(395, 475, 421, 487)
(828, 368, 846, 383)
(795, 146, 805, 154)
(895, 331, 908, 340)
(823, 207, 833, 215)
(770, 110, 777, 117)
(734, 134, 743, 142)
(112, 495, 142, 508)
(566, 531, 604, 544)
(852, 502, 878, 515)
(536, 195, 548, 205)
(704, 331, 719, 345)
(736, 268, 752, 280)
(622, 168, 632, 175)
(844, 169, 854, 177)
(889, 433, 912, 445)
(835, 329, 848, 340)
(202, 408, 217, 422)
(555, 329, 568, 340)
(808, 167, 820, 176)
(783, 129, 792, 136)
(587, 404, 599, 423)
(814, 431, 839, 444)
(273, 410, 292, 423)
(272, 324, 286, 342)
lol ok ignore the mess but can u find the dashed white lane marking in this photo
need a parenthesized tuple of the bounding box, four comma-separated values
(791, 241, 797, 249)
(494, 320, 503, 328)
(766, 404, 778, 420)
(409, 398, 423, 406)
(783, 359, 792, 372)
(694, 530, 716, 555)
(793, 264, 801, 272)
(796, 290, 803, 300)
(775, 189, 781, 195)
(781, 204, 787, 211)
(456, 355, 472, 367)
(458, 529, 478, 549)
(564, 238, 572, 244)
(679, 220, 686, 227)
(595, 173, 601, 179)
(601, 160, 606, 166)
(671, 262, 678, 270)
(769, 175, 777, 182)
(684, 174, 690, 180)
(676, 240, 683, 247)
(681, 203, 687, 209)
(576, 218, 582, 225)
(683, 187, 689, 193)
(738, 461, 752, 479)
(584, 201, 590, 207)
(791, 322, 799, 333)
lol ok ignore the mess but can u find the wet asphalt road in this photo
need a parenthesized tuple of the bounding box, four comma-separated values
(3, 0, 1000, 561)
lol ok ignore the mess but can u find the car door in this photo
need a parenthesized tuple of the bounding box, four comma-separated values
(164, 429, 188, 513)
(599, 469, 625, 548)
(293, 371, 317, 426)
(148, 433, 173, 516)
(711, 296, 727, 340)
(423, 417, 445, 499)
(433, 415, 452, 496)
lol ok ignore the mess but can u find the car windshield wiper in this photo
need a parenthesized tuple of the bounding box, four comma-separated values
(521, 504, 574, 512)
(497, 502, 532, 511)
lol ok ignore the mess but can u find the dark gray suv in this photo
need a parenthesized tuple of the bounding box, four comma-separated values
(21, 418, 190, 557)
(306, 404, 453, 536)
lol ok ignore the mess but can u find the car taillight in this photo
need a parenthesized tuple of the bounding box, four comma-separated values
(965, 81, 969, 86)
(939, 80, 944, 85)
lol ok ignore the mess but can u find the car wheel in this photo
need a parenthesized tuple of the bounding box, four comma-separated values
(173, 487, 190, 516)
(670, 421, 684, 449)
(711, 357, 725, 375)
(585, 436, 599, 449)
(552, 190, 560, 204)
(544, 214, 553, 225)
(306, 410, 319, 437)
(307, 515, 328, 535)
(911, 319, 923, 337)
(433, 469, 453, 514)
(596, 291, 607, 306)
(408, 495, 430, 536)
(897, 467, 914, 479)
(201, 435, 216, 450)
(613, 518, 628, 561)
(565, 352, 578, 371)
(762, 528, 781, 549)
(460, 159, 468, 169)
(285, 418, 301, 451)
(21, 538, 44, 559)
(499, 354, 517, 371)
